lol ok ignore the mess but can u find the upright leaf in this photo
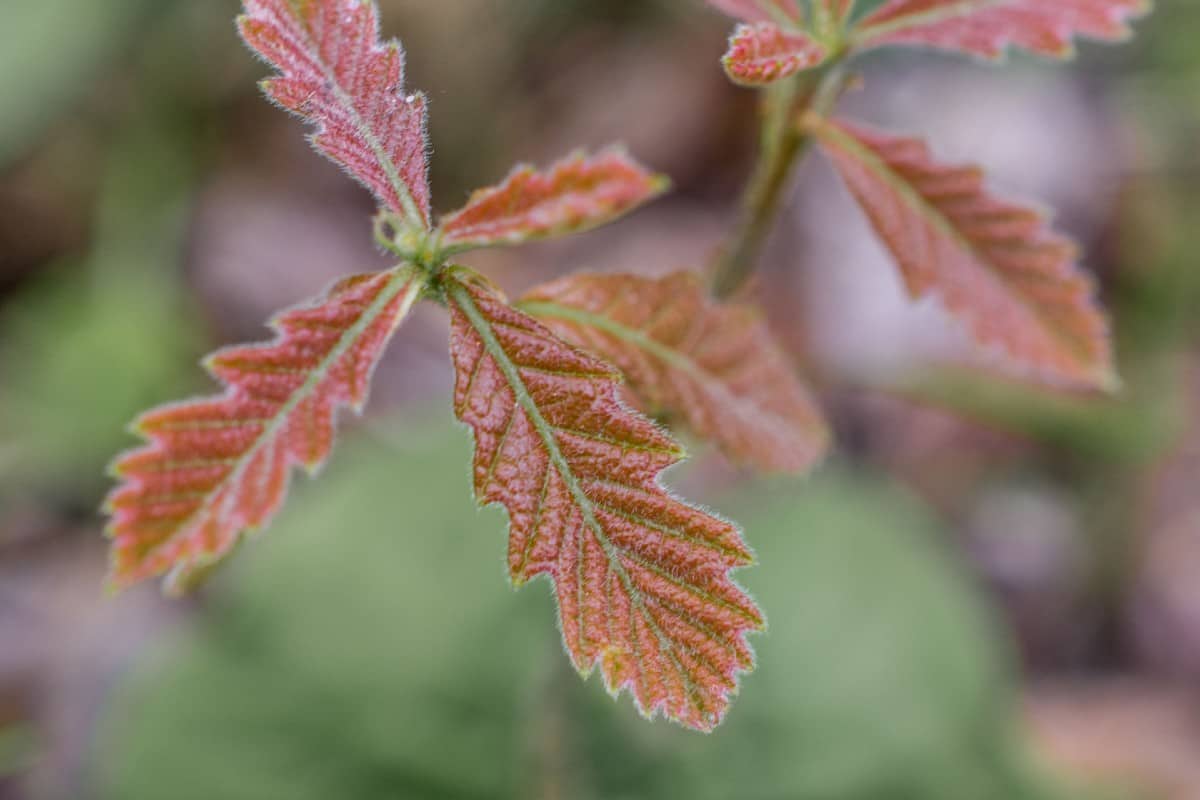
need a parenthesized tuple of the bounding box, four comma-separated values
(105, 267, 424, 593)
(446, 268, 763, 731)
(707, 0, 804, 25)
(438, 149, 668, 252)
(521, 271, 829, 473)
(851, 0, 1151, 60)
(239, 0, 432, 227)
(723, 23, 829, 86)
(807, 115, 1115, 389)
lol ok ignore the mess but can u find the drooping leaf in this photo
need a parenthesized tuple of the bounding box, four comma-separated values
(445, 267, 763, 731)
(806, 115, 1115, 390)
(722, 23, 829, 86)
(851, 0, 1151, 60)
(438, 149, 669, 251)
(105, 266, 424, 594)
(520, 271, 829, 473)
(238, 0, 432, 228)
(706, 0, 804, 25)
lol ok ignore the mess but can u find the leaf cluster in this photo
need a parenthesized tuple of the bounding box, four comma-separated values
(102, 0, 1151, 730)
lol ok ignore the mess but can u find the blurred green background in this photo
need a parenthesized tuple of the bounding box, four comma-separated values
(2, 1, 1199, 799)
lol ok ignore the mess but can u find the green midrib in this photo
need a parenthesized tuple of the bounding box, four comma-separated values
(812, 118, 1101, 374)
(154, 266, 422, 585)
(448, 278, 712, 719)
(285, 8, 426, 230)
(519, 299, 819, 441)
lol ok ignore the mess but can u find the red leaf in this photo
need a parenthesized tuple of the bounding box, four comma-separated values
(723, 22, 829, 86)
(521, 271, 829, 473)
(852, 0, 1150, 60)
(446, 268, 763, 731)
(807, 115, 1115, 389)
(239, 0, 432, 227)
(105, 267, 424, 593)
(439, 149, 668, 251)
(707, 0, 804, 25)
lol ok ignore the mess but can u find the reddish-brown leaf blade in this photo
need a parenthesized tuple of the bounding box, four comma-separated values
(808, 115, 1115, 389)
(239, 0, 431, 227)
(707, 0, 804, 25)
(521, 271, 829, 473)
(723, 23, 829, 86)
(446, 268, 762, 731)
(105, 267, 424, 593)
(852, 0, 1151, 60)
(438, 149, 668, 251)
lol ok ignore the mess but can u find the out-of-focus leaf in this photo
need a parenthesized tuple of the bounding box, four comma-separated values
(446, 268, 762, 732)
(97, 426, 1061, 799)
(0, 0, 156, 165)
(722, 22, 829, 86)
(238, 0, 432, 228)
(707, 0, 805, 25)
(818, 0, 857, 25)
(106, 267, 424, 595)
(521, 270, 829, 473)
(807, 115, 1116, 391)
(850, 0, 1151, 61)
(439, 149, 668, 251)
(0, 724, 36, 779)
(0, 119, 200, 493)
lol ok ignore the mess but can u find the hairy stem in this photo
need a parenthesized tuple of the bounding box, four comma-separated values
(711, 64, 849, 299)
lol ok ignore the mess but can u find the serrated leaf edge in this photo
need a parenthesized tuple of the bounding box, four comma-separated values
(445, 268, 763, 730)
(105, 265, 425, 594)
(519, 294, 831, 471)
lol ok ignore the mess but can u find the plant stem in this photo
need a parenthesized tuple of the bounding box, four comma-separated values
(710, 65, 849, 300)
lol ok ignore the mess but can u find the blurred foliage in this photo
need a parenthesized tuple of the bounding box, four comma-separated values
(0, 0, 160, 167)
(95, 425, 1072, 800)
(0, 0, 1194, 798)
(0, 724, 36, 779)
(0, 115, 203, 498)
(0, 2, 228, 502)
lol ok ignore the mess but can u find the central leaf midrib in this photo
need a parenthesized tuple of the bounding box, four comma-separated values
(813, 120, 1087, 363)
(449, 279, 708, 714)
(520, 299, 804, 436)
(151, 266, 421, 564)
(288, 10, 425, 229)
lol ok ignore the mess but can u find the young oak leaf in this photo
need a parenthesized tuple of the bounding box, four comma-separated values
(445, 267, 763, 731)
(438, 149, 669, 252)
(105, 267, 424, 594)
(520, 271, 829, 473)
(806, 115, 1115, 390)
(850, 0, 1151, 61)
(707, 0, 804, 25)
(723, 23, 829, 86)
(239, 0, 432, 228)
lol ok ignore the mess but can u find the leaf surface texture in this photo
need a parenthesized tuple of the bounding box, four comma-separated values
(522, 271, 829, 473)
(106, 267, 423, 592)
(239, 0, 432, 226)
(852, 0, 1150, 59)
(446, 269, 763, 731)
(808, 116, 1114, 389)
(439, 149, 667, 251)
(723, 23, 829, 85)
